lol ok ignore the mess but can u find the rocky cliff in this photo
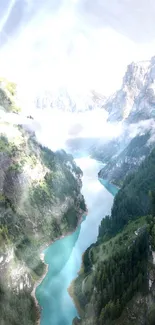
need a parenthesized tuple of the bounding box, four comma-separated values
(0, 80, 86, 325)
(105, 57, 155, 123)
(98, 56, 155, 184)
(98, 132, 154, 187)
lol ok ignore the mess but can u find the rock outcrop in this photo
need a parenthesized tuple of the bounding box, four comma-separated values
(98, 56, 155, 184)
(105, 57, 155, 123)
(0, 80, 86, 325)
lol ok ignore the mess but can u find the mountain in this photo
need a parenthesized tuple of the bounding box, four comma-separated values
(0, 80, 86, 325)
(105, 57, 155, 123)
(98, 132, 154, 187)
(35, 88, 106, 112)
(98, 56, 155, 185)
(70, 58, 155, 325)
(71, 146, 155, 325)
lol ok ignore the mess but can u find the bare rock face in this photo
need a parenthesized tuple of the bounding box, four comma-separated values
(0, 80, 86, 325)
(105, 57, 155, 123)
(97, 56, 155, 185)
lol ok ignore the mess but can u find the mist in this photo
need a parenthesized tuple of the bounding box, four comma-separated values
(1, 0, 155, 155)
(1, 0, 155, 98)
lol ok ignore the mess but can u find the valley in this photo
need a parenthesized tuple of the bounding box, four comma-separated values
(1, 55, 155, 325)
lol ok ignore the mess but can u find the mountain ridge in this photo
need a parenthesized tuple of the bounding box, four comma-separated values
(104, 56, 155, 123)
(0, 80, 86, 325)
(97, 55, 155, 185)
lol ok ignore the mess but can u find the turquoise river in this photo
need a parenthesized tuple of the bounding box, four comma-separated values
(36, 157, 119, 325)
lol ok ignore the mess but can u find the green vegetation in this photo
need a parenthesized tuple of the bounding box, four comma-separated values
(73, 146, 155, 325)
(10, 102, 21, 113)
(0, 78, 17, 96)
(30, 180, 52, 206)
(79, 199, 87, 211)
(15, 236, 46, 276)
(74, 218, 149, 325)
(148, 304, 155, 325)
(8, 162, 24, 172)
(0, 78, 85, 325)
(0, 135, 19, 156)
(0, 282, 38, 325)
(0, 125, 86, 325)
(62, 206, 78, 231)
(0, 225, 10, 249)
(0, 77, 21, 113)
(98, 147, 155, 241)
(99, 133, 153, 187)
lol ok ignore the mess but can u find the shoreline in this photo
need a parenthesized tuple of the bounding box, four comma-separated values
(68, 279, 84, 318)
(31, 208, 88, 325)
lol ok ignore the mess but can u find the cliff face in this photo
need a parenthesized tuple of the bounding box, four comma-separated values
(98, 56, 155, 185)
(98, 132, 154, 187)
(0, 80, 86, 325)
(105, 57, 155, 123)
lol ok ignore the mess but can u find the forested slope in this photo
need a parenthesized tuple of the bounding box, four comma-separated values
(99, 146, 155, 240)
(99, 133, 153, 187)
(0, 80, 86, 325)
(72, 147, 155, 325)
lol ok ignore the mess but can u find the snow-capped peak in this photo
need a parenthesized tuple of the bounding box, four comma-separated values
(34, 87, 106, 113)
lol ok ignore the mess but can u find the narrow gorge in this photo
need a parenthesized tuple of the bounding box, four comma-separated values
(2, 55, 155, 325)
(35, 158, 118, 325)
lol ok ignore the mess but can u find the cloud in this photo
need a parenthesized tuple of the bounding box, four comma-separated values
(76, 0, 155, 42)
(0, 0, 63, 46)
(1, 0, 155, 98)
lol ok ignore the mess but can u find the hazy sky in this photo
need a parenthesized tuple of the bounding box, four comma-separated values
(1, 0, 155, 96)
